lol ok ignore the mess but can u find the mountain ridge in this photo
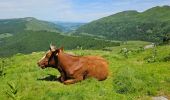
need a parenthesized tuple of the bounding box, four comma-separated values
(75, 5, 170, 43)
(0, 17, 61, 34)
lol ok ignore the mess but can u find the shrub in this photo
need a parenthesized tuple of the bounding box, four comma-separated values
(160, 54, 170, 62)
(120, 48, 129, 58)
(144, 47, 157, 63)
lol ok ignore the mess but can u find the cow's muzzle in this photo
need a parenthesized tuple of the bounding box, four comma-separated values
(37, 62, 46, 69)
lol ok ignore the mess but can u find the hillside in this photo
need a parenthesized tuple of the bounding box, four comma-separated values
(0, 17, 61, 35)
(0, 31, 120, 57)
(75, 5, 170, 43)
(0, 42, 169, 100)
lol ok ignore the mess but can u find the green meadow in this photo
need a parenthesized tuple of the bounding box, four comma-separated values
(0, 41, 169, 100)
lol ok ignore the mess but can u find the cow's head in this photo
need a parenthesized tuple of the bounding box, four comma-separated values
(37, 44, 63, 69)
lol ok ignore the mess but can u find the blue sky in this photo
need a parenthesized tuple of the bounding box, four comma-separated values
(0, 0, 169, 22)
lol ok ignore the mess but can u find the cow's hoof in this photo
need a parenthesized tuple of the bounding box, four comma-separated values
(63, 80, 74, 85)
(57, 77, 65, 82)
(63, 81, 69, 85)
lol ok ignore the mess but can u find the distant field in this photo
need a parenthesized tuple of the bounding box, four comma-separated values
(0, 33, 13, 39)
(0, 41, 170, 100)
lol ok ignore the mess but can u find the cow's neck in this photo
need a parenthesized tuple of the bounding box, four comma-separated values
(58, 52, 78, 69)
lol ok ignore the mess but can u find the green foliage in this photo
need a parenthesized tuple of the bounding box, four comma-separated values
(75, 6, 170, 43)
(161, 54, 170, 62)
(143, 45, 170, 63)
(120, 48, 129, 58)
(144, 47, 157, 63)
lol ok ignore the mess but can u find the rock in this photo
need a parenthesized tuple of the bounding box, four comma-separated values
(152, 96, 168, 100)
(144, 43, 155, 50)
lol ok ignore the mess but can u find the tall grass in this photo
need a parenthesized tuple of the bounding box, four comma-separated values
(0, 60, 5, 77)
(5, 82, 18, 100)
(113, 66, 160, 95)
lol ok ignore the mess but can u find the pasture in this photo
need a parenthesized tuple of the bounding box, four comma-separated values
(0, 41, 170, 100)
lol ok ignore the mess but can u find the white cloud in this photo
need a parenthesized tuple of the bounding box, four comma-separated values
(0, 0, 169, 22)
(0, 0, 73, 20)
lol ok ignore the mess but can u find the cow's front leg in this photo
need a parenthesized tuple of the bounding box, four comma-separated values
(63, 76, 83, 85)
(57, 67, 66, 82)
(58, 72, 66, 82)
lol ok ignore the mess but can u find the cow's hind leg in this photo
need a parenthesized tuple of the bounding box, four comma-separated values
(63, 76, 83, 85)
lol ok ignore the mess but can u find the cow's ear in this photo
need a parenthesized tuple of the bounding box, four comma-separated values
(60, 46, 64, 51)
(58, 47, 64, 53)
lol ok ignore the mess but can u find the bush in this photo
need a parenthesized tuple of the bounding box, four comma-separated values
(120, 48, 129, 58)
(160, 54, 170, 62)
(144, 47, 157, 63)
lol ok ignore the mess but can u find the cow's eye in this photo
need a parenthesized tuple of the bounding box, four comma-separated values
(46, 53, 52, 58)
(46, 55, 50, 58)
(45, 54, 49, 58)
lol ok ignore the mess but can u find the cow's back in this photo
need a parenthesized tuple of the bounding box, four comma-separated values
(84, 56, 108, 80)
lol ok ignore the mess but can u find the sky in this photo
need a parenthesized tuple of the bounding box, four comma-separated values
(0, 0, 170, 22)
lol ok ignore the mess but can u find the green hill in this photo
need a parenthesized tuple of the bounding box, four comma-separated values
(0, 31, 120, 57)
(0, 18, 119, 57)
(0, 17, 61, 35)
(75, 5, 170, 43)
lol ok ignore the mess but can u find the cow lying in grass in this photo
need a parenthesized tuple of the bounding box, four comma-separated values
(37, 45, 108, 85)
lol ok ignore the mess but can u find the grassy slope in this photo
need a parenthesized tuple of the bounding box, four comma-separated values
(0, 19, 26, 34)
(0, 41, 169, 100)
(0, 17, 60, 34)
(25, 18, 61, 32)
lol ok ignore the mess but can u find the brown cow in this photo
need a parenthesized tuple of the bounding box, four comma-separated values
(37, 45, 108, 85)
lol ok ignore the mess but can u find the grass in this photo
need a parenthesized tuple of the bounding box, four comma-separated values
(0, 41, 169, 100)
(5, 82, 18, 100)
